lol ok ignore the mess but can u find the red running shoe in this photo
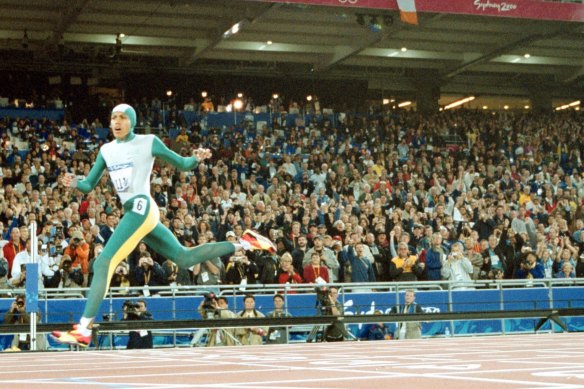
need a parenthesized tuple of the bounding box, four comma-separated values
(51, 325, 91, 347)
(240, 229, 277, 253)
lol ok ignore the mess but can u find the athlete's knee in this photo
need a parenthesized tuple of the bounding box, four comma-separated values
(92, 255, 112, 273)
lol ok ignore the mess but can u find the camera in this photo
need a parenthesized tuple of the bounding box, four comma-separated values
(202, 292, 217, 311)
(315, 287, 332, 315)
(124, 300, 143, 321)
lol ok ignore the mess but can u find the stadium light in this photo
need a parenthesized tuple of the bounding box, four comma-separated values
(398, 101, 412, 108)
(444, 96, 475, 110)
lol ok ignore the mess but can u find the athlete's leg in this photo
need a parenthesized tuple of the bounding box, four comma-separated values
(142, 223, 237, 268)
(52, 196, 158, 346)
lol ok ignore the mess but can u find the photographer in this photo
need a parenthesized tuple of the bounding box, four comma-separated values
(53, 255, 85, 289)
(322, 287, 349, 342)
(514, 250, 545, 280)
(110, 260, 131, 291)
(197, 294, 237, 347)
(441, 242, 474, 289)
(40, 242, 64, 288)
(3, 295, 45, 351)
(63, 230, 90, 286)
(123, 300, 153, 349)
(134, 253, 164, 296)
(225, 250, 259, 286)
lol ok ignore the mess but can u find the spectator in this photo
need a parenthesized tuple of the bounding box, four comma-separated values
(424, 233, 446, 281)
(302, 236, 339, 282)
(134, 253, 165, 296)
(555, 261, 576, 279)
(225, 250, 259, 286)
(441, 242, 474, 289)
(276, 252, 303, 287)
(303, 252, 330, 284)
(3, 226, 24, 274)
(63, 230, 90, 286)
(390, 242, 424, 282)
(342, 242, 376, 285)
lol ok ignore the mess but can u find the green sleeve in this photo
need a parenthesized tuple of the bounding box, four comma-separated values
(77, 152, 106, 193)
(151, 136, 198, 171)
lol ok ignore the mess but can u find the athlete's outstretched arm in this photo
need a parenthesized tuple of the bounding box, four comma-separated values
(62, 152, 106, 192)
(151, 136, 211, 171)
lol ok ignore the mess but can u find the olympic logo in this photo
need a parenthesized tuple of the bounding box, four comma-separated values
(338, 0, 359, 4)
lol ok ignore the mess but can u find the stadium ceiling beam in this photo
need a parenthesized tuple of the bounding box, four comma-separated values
(562, 60, 584, 84)
(48, 0, 91, 47)
(444, 26, 578, 79)
(183, 3, 281, 66)
(315, 13, 448, 72)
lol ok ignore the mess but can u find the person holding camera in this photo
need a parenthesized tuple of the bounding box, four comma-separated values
(441, 242, 474, 289)
(323, 287, 349, 342)
(3, 295, 45, 351)
(54, 255, 85, 289)
(225, 250, 259, 286)
(197, 294, 238, 347)
(110, 260, 131, 291)
(134, 253, 164, 296)
(40, 242, 65, 288)
(63, 230, 90, 287)
(123, 299, 153, 349)
(514, 250, 545, 280)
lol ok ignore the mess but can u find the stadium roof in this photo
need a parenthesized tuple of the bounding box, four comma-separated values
(1, 0, 583, 107)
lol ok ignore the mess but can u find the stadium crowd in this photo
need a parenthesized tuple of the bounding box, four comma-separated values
(0, 97, 583, 296)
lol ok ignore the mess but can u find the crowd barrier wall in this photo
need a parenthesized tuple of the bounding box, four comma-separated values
(1, 280, 583, 349)
(0, 108, 65, 121)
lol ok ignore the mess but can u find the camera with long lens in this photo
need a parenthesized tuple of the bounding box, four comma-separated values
(124, 300, 143, 321)
(315, 287, 332, 315)
(201, 292, 218, 319)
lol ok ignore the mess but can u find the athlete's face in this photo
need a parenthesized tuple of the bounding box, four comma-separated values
(111, 111, 132, 140)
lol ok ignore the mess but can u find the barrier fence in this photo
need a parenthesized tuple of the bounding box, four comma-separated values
(1, 279, 583, 350)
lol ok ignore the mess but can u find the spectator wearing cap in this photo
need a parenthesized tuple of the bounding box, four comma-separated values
(63, 230, 90, 285)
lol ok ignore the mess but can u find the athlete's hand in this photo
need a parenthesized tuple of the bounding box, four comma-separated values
(61, 173, 77, 188)
(193, 148, 212, 161)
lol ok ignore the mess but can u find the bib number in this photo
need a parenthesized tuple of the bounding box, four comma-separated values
(132, 198, 147, 215)
(109, 164, 133, 193)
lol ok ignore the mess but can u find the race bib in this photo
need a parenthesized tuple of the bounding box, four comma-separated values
(132, 198, 147, 215)
(201, 272, 210, 283)
(109, 162, 133, 193)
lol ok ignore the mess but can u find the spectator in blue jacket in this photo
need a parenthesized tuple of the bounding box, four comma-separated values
(514, 251, 545, 279)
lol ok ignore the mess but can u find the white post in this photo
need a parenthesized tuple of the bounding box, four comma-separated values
(29, 221, 37, 351)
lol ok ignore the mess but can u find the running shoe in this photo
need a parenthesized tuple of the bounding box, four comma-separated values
(51, 325, 91, 347)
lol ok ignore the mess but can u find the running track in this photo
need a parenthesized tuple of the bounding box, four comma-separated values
(1, 333, 583, 388)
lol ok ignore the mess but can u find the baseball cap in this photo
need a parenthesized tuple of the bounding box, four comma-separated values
(71, 231, 84, 241)
(226, 231, 236, 238)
